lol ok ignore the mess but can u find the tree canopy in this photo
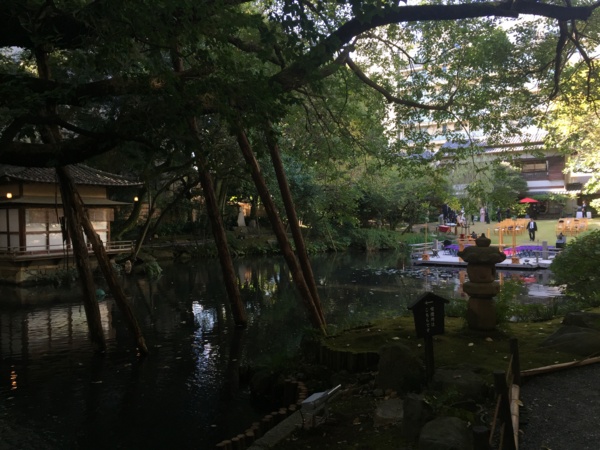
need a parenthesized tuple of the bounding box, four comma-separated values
(1, 0, 599, 168)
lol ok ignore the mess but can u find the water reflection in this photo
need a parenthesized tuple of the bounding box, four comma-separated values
(0, 253, 558, 448)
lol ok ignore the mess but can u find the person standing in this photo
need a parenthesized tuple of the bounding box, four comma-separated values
(480, 206, 485, 223)
(528, 217, 538, 241)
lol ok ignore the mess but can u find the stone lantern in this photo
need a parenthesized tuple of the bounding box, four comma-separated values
(457, 234, 506, 331)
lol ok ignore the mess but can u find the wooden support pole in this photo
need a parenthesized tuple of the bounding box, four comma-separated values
(472, 425, 491, 450)
(56, 167, 106, 353)
(57, 167, 148, 355)
(493, 370, 517, 450)
(510, 338, 521, 385)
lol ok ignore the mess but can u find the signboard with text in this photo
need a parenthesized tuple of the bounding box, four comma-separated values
(408, 292, 449, 338)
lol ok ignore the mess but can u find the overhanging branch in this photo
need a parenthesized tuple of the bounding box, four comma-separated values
(272, 2, 600, 91)
(346, 57, 453, 110)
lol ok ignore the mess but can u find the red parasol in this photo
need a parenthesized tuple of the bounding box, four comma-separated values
(519, 197, 539, 203)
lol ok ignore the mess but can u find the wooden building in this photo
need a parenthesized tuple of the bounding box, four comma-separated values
(0, 164, 140, 284)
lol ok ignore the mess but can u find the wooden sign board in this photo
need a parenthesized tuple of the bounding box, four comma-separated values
(408, 292, 449, 338)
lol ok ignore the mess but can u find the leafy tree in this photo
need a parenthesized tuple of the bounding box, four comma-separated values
(544, 65, 600, 194)
(357, 163, 447, 230)
(448, 159, 528, 213)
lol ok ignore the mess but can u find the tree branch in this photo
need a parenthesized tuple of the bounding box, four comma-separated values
(271, 2, 599, 91)
(346, 57, 453, 110)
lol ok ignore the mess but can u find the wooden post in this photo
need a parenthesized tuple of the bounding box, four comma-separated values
(510, 338, 521, 386)
(424, 334, 435, 382)
(472, 425, 491, 449)
(216, 440, 232, 450)
(283, 379, 299, 405)
(511, 222, 519, 264)
(243, 431, 255, 446)
(493, 370, 517, 450)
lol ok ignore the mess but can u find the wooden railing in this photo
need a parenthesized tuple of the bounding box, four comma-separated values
(489, 338, 521, 450)
(409, 242, 436, 259)
(0, 241, 135, 261)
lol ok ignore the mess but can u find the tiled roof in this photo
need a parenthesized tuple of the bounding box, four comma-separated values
(0, 164, 142, 187)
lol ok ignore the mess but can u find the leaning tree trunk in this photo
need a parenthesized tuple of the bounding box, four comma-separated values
(169, 44, 247, 328)
(113, 186, 146, 240)
(235, 125, 326, 332)
(264, 123, 326, 324)
(188, 118, 247, 327)
(56, 167, 106, 353)
(33, 46, 107, 353)
(57, 167, 149, 354)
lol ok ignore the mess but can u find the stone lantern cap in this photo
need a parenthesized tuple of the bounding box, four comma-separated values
(457, 233, 507, 264)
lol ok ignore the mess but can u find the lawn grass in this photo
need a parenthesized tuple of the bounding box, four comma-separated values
(430, 216, 600, 248)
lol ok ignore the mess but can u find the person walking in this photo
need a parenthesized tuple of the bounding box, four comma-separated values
(528, 217, 538, 241)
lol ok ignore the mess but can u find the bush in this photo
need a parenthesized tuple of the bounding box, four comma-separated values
(348, 228, 402, 251)
(550, 230, 600, 305)
(495, 279, 523, 324)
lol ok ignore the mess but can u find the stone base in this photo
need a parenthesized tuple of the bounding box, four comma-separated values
(466, 297, 497, 331)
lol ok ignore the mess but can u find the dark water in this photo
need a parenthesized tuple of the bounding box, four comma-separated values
(0, 252, 555, 449)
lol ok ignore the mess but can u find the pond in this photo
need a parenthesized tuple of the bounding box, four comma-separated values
(0, 252, 559, 449)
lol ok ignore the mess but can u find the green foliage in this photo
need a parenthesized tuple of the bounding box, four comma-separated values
(357, 164, 448, 230)
(543, 64, 600, 194)
(495, 279, 523, 324)
(447, 159, 527, 214)
(141, 259, 163, 280)
(24, 267, 79, 287)
(551, 230, 600, 304)
(348, 228, 401, 251)
(445, 298, 468, 318)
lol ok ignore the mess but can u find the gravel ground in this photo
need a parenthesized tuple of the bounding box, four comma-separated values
(519, 363, 600, 450)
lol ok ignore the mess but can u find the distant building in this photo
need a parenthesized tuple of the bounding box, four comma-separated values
(438, 129, 588, 216)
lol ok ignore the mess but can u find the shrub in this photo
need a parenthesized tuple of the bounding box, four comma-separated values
(550, 230, 600, 305)
(495, 279, 523, 324)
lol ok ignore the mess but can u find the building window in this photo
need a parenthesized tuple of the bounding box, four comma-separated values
(521, 160, 547, 173)
(0, 209, 19, 250)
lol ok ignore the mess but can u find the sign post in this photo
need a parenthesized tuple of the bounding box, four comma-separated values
(408, 292, 449, 382)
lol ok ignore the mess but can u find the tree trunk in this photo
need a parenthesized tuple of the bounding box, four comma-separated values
(264, 123, 326, 325)
(34, 46, 108, 353)
(235, 125, 326, 332)
(189, 120, 247, 327)
(56, 167, 106, 353)
(113, 186, 145, 240)
(170, 46, 247, 328)
(132, 189, 155, 260)
(57, 166, 149, 354)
